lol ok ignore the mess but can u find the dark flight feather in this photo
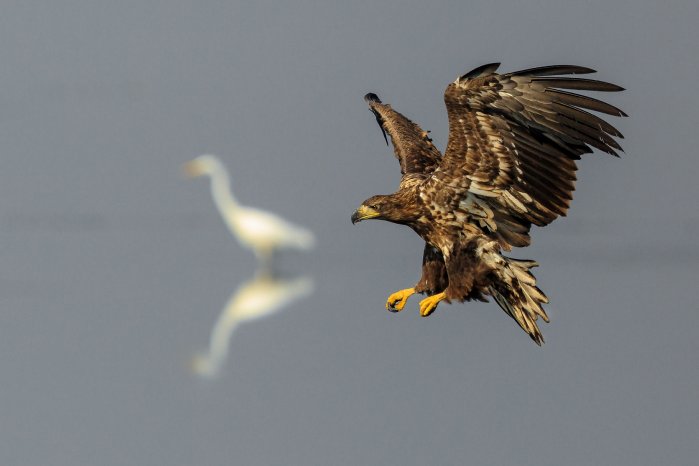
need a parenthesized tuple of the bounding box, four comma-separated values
(460, 62, 501, 80)
(510, 65, 596, 76)
(365, 93, 389, 145)
(531, 77, 625, 92)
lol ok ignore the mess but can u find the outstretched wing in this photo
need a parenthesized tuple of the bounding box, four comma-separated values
(432, 63, 626, 249)
(365, 93, 442, 178)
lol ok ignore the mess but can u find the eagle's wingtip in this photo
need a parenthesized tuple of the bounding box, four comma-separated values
(459, 62, 501, 81)
(364, 92, 382, 104)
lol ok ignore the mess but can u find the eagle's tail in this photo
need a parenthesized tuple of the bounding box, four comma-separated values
(489, 257, 550, 345)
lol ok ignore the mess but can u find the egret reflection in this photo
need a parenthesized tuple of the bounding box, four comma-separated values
(192, 269, 314, 378)
(183, 154, 315, 266)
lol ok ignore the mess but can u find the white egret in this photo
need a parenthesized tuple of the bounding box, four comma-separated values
(184, 155, 315, 264)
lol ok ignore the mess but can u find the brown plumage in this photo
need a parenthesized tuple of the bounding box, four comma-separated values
(351, 63, 626, 345)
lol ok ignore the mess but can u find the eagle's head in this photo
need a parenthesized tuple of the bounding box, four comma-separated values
(351, 193, 415, 225)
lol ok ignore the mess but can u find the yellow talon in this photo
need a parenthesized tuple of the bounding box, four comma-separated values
(386, 287, 416, 313)
(419, 292, 447, 317)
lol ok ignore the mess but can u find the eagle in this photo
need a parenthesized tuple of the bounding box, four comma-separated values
(351, 63, 626, 345)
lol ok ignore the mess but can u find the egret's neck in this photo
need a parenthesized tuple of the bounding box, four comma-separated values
(209, 169, 240, 215)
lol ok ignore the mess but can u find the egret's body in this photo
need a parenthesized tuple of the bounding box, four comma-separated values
(184, 155, 315, 262)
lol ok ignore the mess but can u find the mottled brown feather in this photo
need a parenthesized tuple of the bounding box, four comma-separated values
(433, 63, 626, 248)
(364, 93, 442, 176)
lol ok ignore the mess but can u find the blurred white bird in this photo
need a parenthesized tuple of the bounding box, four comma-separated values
(184, 155, 315, 264)
(191, 269, 314, 378)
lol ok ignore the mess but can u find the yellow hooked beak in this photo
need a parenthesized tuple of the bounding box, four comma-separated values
(351, 205, 380, 224)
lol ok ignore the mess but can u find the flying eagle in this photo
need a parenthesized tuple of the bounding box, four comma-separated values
(351, 63, 626, 345)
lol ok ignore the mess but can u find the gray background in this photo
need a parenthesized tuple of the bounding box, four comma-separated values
(1, 1, 697, 465)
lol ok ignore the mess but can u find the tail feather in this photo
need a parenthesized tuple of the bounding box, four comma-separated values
(490, 258, 550, 345)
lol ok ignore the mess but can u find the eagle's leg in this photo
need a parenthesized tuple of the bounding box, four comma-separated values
(410, 243, 449, 316)
(386, 288, 416, 312)
(418, 291, 447, 317)
(416, 238, 489, 317)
